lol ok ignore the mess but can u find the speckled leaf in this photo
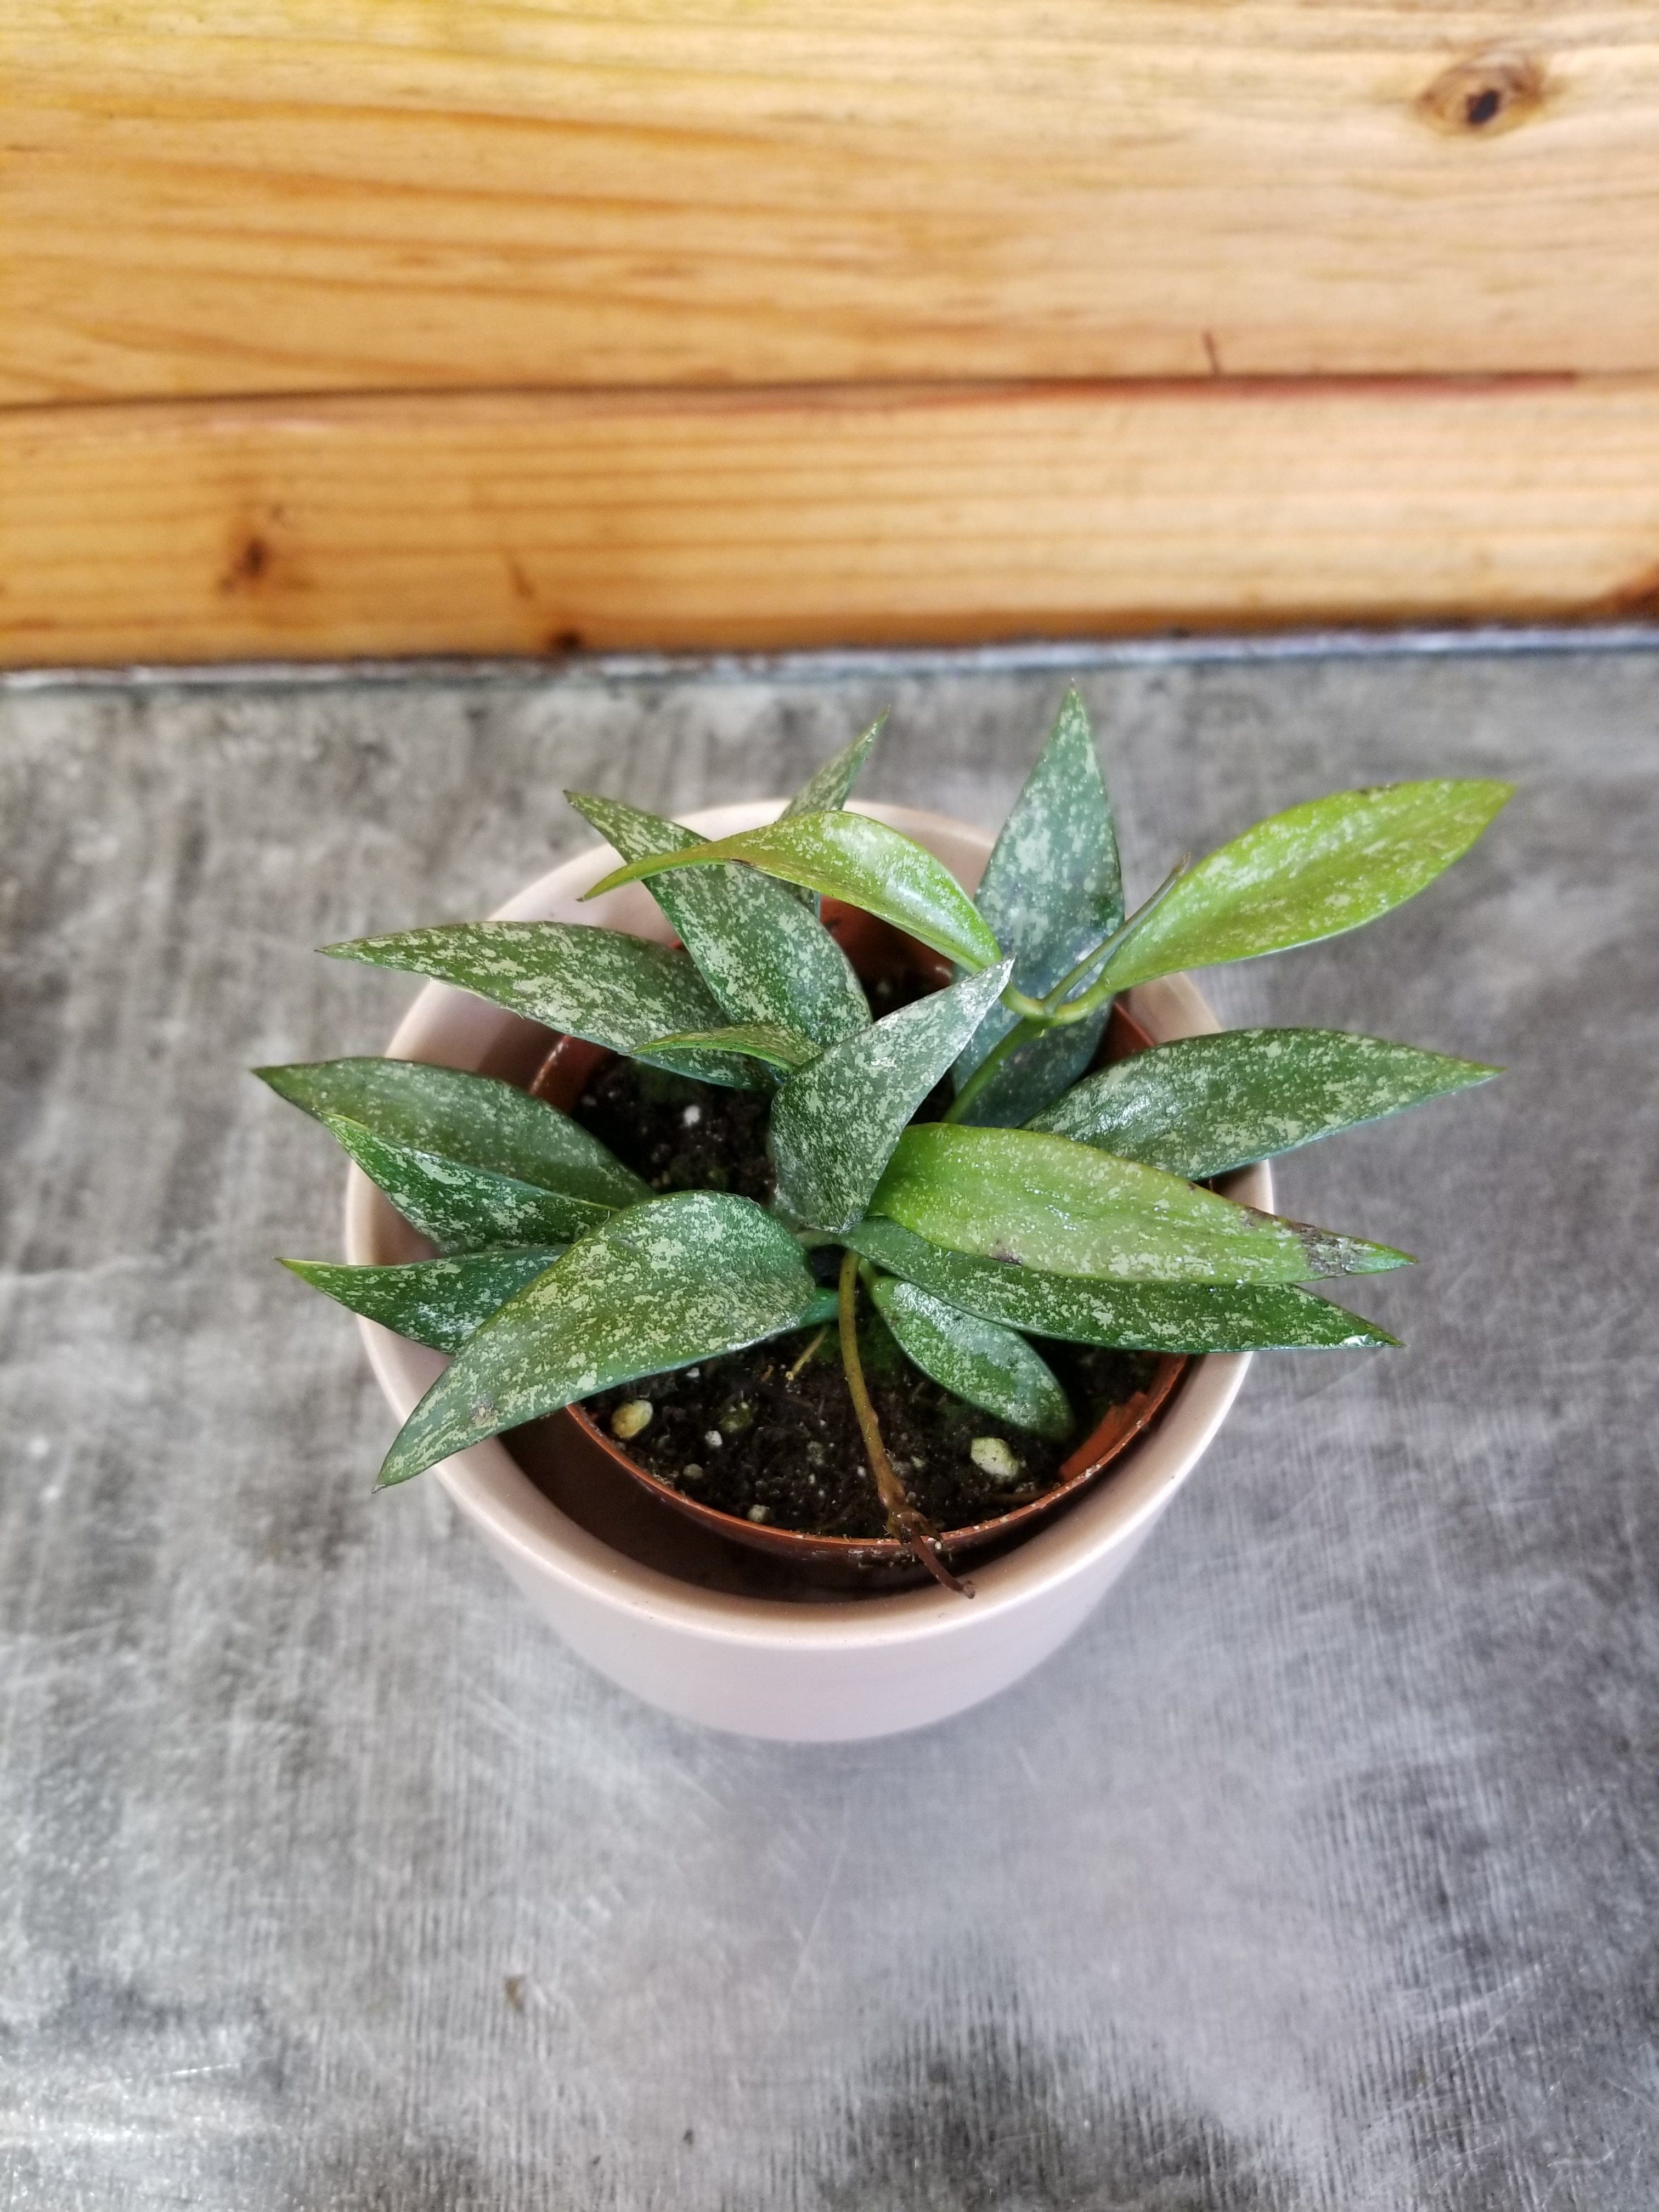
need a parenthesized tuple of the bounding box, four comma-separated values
(255, 1058, 649, 1210)
(644, 1022, 819, 1072)
(776, 718, 885, 910)
(1031, 1027, 1500, 1178)
(870, 1124, 1411, 1282)
(585, 812, 1003, 972)
(783, 718, 883, 817)
(845, 1219, 1396, 1352)
(565, 793, 868, 1046)
(868, 1274, 1074, 1439)
(376, 1192, 821, 1486)
(320, 1116, 615, 1254)
(323, 923, 768, 1088)
(280, 1248, 565, 1352)
(953, 688, 1124, 1125)
(1097, 779, 1513, 992)
(769, 961, 1013, 1232)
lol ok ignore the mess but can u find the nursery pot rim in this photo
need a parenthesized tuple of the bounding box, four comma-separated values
(343, 800, 1269, 1654)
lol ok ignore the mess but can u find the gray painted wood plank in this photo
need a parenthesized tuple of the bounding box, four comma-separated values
(1, 648, 1655, 2209)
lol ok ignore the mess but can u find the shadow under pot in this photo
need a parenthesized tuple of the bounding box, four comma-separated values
(510, 902, 1186, 1594)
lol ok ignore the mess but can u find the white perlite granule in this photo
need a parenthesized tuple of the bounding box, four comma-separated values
(969, 1436, 1022, 1482)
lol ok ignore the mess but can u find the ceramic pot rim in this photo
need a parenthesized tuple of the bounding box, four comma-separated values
(343, 800, 1270, 1650)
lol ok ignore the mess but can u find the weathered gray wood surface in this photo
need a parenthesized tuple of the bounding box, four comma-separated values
(2, 647, 1655, 2209)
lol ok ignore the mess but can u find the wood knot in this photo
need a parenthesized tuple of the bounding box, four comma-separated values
(221, 532, 271, 591)
(1417, 50, 1546, 137)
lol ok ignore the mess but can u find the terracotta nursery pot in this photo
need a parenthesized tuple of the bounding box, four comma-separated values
(527, 933, 1187, 1588)
(345, 803, 1272, 1741)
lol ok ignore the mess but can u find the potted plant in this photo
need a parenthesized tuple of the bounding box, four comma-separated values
(261, 693, 1507, 1735)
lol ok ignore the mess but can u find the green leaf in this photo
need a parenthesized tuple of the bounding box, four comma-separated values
(868, 1273, 1074, 1440)
(584, 812, 1004, 972)
(565, 792, 868, 1046)
(953, 687, 1125, 1125)
(795, 1286, 842, 1330)
(320, 1116, 611, 1254)
(255, 1058, 649, 1211)
(323, 923, 770, 1088)
(280, 1248, 565, 1352)
(1031, 1027, 1500, 1178)
(776, 718, 885, 911)
(376, 1192, 821, 1486)
(643, 1021, 819, 1072)
(782, 716, 884, 818)
(1097, 780, 1513, 992)
(769, 961, 1013, 1232)
(845, 1220, 1396, 1352)
(870, 1124, 1411, 1283)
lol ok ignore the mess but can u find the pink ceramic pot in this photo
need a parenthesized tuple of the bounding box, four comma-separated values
(344, 804, 1271, 1740)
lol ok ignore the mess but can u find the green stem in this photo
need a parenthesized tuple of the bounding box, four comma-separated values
(941, 1015, 1038, 1124)
(836, 1248, 970, 1597)
(992, 857, 1190, 1036)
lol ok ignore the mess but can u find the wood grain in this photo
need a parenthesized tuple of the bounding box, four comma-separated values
(5, 3, 1659, 404)
(6, 377, 1658, 666)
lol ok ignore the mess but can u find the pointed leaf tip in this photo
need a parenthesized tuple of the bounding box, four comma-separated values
(565, 790, 869, 1047)
(309, 922, 770, 1087)
(1032, 1027, 1503, 1178)
(584, 811, 1003, 972)
(770, 960, 1013, 1232)
(281, 1248, 566, 1351)
(783, 714, 887, 818)
(869, 1274, 1074, 1440)
(953, 684, 1124, 1124)
(871, 1123, 1411, 1285)
(1098, 778, 1514, 992)
(375, 1192, 821, 1487)
(847, 1219, 1398, 1352)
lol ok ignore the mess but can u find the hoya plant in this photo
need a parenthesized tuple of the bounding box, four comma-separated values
(261, 695, 1508, 1592)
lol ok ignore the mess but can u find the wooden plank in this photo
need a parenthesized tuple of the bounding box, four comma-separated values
(5, 377, 1657, 665)
(5, 4, 1659, 405)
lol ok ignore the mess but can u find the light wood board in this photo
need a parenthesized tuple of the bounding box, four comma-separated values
(7, 377, 1657, 666)
(5, 3, 1659, 404)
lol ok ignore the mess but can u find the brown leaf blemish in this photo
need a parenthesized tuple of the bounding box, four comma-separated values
(1417, 50, 1547, 138)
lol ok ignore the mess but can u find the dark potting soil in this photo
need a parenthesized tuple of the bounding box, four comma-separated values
(571, 1054, 1159, 1539)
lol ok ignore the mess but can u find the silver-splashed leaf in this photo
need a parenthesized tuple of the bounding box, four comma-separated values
(377, 1191, 822, 1485)
(769, 961, 1013, 1233)
(1096, 779, 1513, 992)
(782, 716, 884, 817)
(868, 1273, 1074, 1440)
(776, 717, 886, 910)
(320, 1115, 614, 1254)
(255, 1058, 648, 1210)
(845, 1220, 1396, 1352)
(565, 792, 868, 1046)
(870, 1123, 1412, 1283)
(280, 1248, 565, 1352)
(1031, 1026, 1500, 1178)
(643, 1022, 819, 1072)
(584, 812, 1003, 972)
(323, 922, 769, 1088)
(953, 687, 1124, 1124)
